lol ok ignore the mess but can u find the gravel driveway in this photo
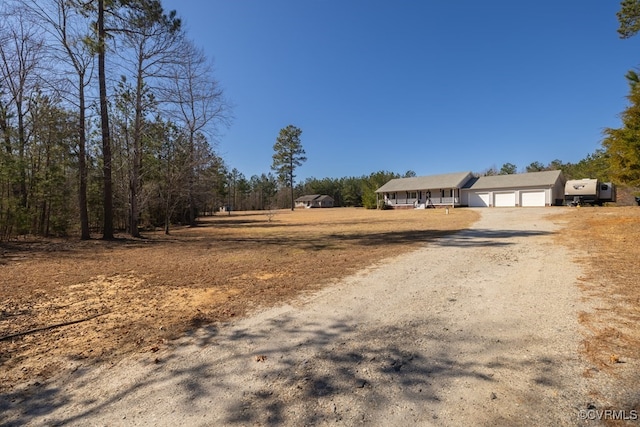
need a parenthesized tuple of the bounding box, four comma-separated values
(4, 208, 591, 426)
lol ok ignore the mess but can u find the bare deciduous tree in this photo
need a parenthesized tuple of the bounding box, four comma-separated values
(163, 38, 230, 226)
(0, 7, 45, 208)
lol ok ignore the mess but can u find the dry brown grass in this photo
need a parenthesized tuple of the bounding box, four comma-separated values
(0, 207, 478, 393)
(555, 207, 640, 368)
(553, 206, 640, 422)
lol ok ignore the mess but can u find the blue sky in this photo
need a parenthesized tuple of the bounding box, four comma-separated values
(161, 0, 640, 181)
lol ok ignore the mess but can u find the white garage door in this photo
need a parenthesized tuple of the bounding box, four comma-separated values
(521, 190, 546, 207)
(469, 192, 490, 207)
(494, 192, 516, 207)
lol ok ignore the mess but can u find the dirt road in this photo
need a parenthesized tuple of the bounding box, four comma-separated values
(2, 208, 592, 426)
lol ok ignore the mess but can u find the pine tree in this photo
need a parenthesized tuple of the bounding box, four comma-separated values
(271, 125, 306, 211)
(602, 71, 640, 186)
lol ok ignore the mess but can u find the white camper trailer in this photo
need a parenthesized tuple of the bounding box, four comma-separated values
(564, 179, 616, 206)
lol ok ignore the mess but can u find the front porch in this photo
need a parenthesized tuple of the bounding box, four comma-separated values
(382, 197, 461, 209)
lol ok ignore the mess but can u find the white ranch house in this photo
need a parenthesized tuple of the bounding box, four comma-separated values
(376, 170, 566, 208)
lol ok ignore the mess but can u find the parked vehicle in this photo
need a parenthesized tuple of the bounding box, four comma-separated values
(564, 179, 616, 206)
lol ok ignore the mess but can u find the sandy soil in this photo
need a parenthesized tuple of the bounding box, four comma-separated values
(0, 208, 601, 425)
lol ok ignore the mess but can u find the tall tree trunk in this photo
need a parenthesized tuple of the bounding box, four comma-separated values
(17, 102, 27, 209)
(0, 101, 10, 154)
(129, 54, 144, 238)
(289, 168, 294, 211)
(188, 131, 196, 226)
(164, 199, 171, 235)
(290, 186, 294, 211)
(98, 0, 113, 239)
(78, 80, 90, 240)
(164, 157, 171, 235)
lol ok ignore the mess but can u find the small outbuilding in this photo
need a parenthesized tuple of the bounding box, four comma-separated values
(295, 194, 335, 208)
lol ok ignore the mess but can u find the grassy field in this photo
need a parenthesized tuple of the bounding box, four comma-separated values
(0, 207, 478, 392)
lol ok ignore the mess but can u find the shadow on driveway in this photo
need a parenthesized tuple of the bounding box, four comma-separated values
(1, 311, 575, 426)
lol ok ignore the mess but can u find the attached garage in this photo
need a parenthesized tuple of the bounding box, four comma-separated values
(461, 170, 566, 208)
(520, 190, 546, 207)
(468, 192, 490, 207)
(494, 192, 516, 207)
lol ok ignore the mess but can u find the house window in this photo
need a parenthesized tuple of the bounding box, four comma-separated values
(408, 192, 417, 199)
(389, 193, 396, 199)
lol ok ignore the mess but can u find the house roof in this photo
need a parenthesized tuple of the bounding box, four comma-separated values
(295, 194, 321, 202)
(375, 171, 473, 193)
(462, 170, 564, 190)
(295, 194, 334, 202)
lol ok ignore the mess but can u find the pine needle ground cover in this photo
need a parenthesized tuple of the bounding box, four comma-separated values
(553, 206, 640, 420)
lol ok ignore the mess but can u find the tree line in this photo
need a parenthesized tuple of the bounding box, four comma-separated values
(476, 153, 610, 182)
(0, 0, 232, 241)
(212, 167, 412, 212)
